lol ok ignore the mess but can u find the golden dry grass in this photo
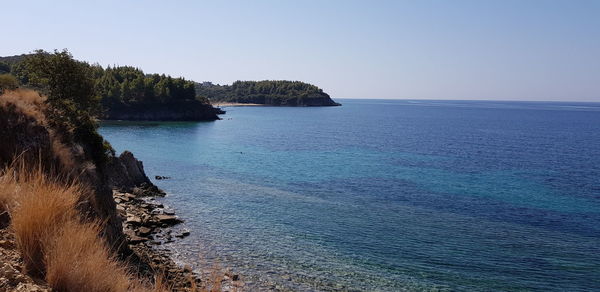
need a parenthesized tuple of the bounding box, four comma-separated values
(0, 163, 138, 291)
(0, 89, 76, 172)
(45, 220, 133, 291)
(1, 161, 230, 292)
(8, 164, 80, 275)
(0, 88, 46, 121)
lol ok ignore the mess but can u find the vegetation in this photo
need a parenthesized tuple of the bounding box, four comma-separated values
(16, 50, 112, 165)
(97, 66, 197, 106)
(0, 163, 133, 289)
(196, 80, 340, 106)
(3, 52, 338, 107)
(0, 74, 18, 93)
(0, 62, 10, 74)
(0, 162, 225, 291)
(1, 51, 220, 121)
(2, 53, 204, 106)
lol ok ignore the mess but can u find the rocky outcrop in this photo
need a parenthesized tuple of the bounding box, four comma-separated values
(103, 100, 225, 121)
(105, 151, 151, 189)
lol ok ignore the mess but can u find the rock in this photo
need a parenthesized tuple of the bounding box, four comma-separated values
(133, 185, 166, 197)
(128, 235, 148, 244)
(183, 265, 192, 273)
(175, 229, 190, 238)
(126, 215, 142, 225)
(0, 239, 10, 248)
(137, 227, 153, 237)
(15, 282, 51, 292)
(155, 214, 182, 225)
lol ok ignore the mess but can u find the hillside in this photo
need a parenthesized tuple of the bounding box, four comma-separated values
(196, 80, 341, 106)
(0, 52, 223, 121)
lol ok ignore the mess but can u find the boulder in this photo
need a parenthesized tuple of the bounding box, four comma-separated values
(155, 214, 182, 225)
(137, 227, 153, 237)
(126, 215, 142, 225)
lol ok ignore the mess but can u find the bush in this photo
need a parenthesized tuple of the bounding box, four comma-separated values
(0, 74, 18, 93)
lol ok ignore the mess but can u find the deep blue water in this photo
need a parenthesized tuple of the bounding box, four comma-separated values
(100, 99, 600, 291)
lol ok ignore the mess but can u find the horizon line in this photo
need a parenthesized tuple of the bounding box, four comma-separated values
(333, 97, 600, 103)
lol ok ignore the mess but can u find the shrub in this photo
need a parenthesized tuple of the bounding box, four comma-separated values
(0, 74, 19, 93)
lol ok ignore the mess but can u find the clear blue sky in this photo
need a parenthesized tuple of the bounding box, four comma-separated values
(3, 0, 599, 101)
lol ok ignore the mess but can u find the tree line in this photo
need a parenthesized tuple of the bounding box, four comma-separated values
(1, 51, 201, 108)
(195, 80, 331, 103)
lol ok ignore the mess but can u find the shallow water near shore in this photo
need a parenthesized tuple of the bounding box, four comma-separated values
(100, 99, 600, 291)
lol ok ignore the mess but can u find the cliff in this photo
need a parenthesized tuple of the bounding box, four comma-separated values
(103, 100, 225, 121)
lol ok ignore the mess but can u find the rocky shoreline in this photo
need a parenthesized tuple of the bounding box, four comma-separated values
(113, 183, 243, 291)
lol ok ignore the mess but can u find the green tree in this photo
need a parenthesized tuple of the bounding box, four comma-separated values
(22, 49, 110, 164)
(23, 49, 100, 118)
(0, 62, 10, 74)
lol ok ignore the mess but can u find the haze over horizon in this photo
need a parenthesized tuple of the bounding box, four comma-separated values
(3, 0, 599, 101)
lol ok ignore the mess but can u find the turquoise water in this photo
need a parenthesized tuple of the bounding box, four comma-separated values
(100, 99, 600, 291)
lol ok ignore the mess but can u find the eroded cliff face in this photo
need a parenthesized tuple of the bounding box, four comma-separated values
(103, 100, 225, 121)
(0, 90, 159, 250)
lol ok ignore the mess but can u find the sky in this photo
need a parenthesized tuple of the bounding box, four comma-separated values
(3, 0, 599, 101)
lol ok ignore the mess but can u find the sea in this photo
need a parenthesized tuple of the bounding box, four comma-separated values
(99, 99, 600, 291)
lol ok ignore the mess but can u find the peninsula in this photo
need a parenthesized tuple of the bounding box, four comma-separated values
(196, 80, 341, 106)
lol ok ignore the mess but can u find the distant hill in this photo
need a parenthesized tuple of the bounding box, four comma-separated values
(0, 54, 28, 65)
(0, 54, 28, 74)
(196, 80, 341, 106)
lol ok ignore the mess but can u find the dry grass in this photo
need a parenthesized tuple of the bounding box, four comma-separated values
(0, 162, 137, 291)
(0, 88, 46, 121)
(8, 164, 80, 276)
(1, 161, 231, 292)
(0, 89, 76, 173)
(45, 220, 132, 291)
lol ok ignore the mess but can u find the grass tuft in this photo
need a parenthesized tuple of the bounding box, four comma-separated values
(7, 163, 80, 276)
(45, 219, 132, 292)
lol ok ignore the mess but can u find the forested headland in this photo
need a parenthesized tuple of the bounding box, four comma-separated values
(196, 80, 341, 106)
